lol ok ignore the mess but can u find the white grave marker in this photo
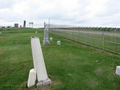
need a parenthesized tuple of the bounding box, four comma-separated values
(27, 69, 36, 87)
(115, 66, 120, 75)
(57, 41, 61, 45)
(50, 37, 53, 41)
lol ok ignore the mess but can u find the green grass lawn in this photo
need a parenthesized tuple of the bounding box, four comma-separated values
(0, 28, 120, 90)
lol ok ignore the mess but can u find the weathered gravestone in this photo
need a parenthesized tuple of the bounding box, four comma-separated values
(23, 20, 26, 28)
(43, 22, 50, 45)
(50, 37, 53, 41)
(27, 69, 36, 87)
(115, 66, 120, 75)
(57, 41, 61, 45)
(28, 37, 51, 88)
(14, 23, 19, 30)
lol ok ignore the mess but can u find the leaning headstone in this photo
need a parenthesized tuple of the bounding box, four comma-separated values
(14, 23, 19, 30)
(35, 31, 37, 33)
(23, 20, 26, 28)
(57, 41, 61, 45)
(31, 36, 51, 87)
(0, 32, 2, 34)
(115, 66, 120, 75)
(27, 69, 36, 88)
(50, 37, 53, 41)
(43, 22, 50, 45)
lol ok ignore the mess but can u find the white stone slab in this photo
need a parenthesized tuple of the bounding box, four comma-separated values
(50, 37, 53, 41)
(115, 66, 120, 75)
(57, 41, 61, 45)
(35, 31, 37, 33)
(0, 32, 1, 34)
(27, 69, 36, 88)
(31, 36, 51, 87)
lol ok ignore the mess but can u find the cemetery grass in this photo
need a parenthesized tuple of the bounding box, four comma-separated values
(0, 28, 120, 90)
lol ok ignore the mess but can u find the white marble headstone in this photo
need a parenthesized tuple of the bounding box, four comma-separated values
(115, 66, 120, 75)
(57, 41, 61, 45)
(31, 36, 51, 87)
(27, 69, 36, 87)
(50, 37, 53, 41)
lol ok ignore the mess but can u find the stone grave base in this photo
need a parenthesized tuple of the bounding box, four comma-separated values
(37, 78, 51, 88)
(43, 40, 50, 45)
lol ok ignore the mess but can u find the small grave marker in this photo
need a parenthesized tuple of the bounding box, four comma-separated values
(57, 41, 61, 45)
(50, 37, 53, 41)
(115, 66, 120, 75)
(27, 69, 36, 87)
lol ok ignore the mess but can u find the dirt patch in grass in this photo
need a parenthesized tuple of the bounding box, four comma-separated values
(95, 67, 104, 76)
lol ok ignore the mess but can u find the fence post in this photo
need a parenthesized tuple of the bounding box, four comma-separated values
(102, 29, 104, 53)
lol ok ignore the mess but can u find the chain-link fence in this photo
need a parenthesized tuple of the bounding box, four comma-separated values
(49, 24, 120, 54)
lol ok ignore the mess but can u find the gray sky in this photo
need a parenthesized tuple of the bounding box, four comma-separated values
(0, 0, 120, 27)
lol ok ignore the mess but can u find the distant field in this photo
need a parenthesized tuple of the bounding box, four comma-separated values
(0, 28, 120, 90)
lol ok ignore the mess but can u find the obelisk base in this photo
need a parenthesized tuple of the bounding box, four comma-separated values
(43, 40, 50, 45)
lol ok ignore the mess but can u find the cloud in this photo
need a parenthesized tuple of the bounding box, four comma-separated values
(0, 0, 120, 27)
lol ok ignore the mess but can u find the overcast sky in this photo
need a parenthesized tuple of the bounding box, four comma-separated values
(0, 0, 120, 27)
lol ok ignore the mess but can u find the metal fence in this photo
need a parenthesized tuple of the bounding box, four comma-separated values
(49, 24, 120, 54)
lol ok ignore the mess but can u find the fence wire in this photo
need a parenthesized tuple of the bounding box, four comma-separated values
(49, 24, 120, 54)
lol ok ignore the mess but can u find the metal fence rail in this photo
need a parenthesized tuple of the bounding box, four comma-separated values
(49, 24, 120, 54)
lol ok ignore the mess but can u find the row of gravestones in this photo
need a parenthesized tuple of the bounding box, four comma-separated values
(14, 20, 26, 30)
(0, 20, 26, 30)
(0, 29, 10, 31)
